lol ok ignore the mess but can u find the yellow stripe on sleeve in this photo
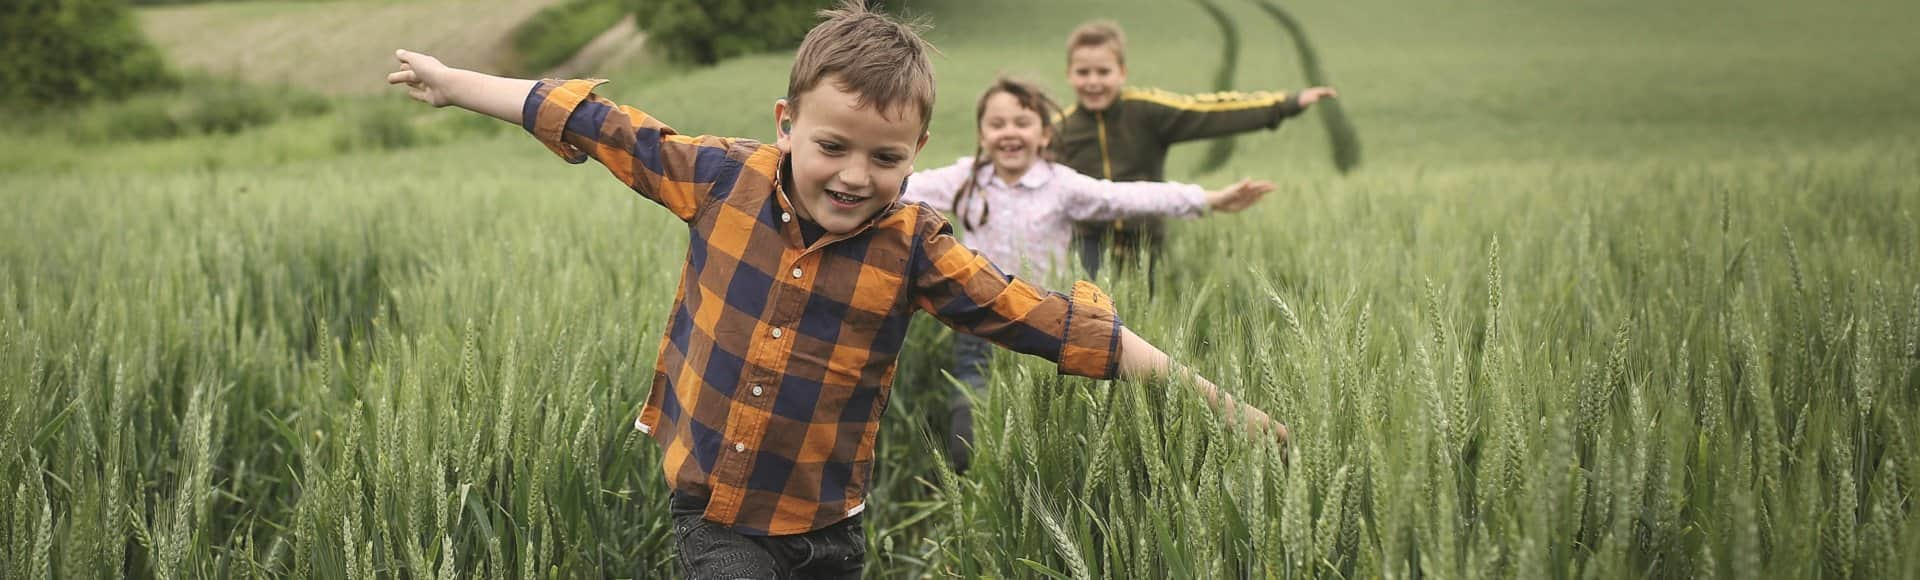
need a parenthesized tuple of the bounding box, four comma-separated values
(1121, 87, 1290, 113)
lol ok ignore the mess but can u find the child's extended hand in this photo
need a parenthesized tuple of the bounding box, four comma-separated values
(386, 49, 457, 107)
(383, 51, 534, 124)
(1116, 328, 1291, 455)
(1206, 178, 1276, 213)
(1236, 404, 1292, 451)
(1297, 86, 1339, 107)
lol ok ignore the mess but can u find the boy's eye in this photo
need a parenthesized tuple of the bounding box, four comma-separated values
(817, 141, 846, 154)
(873, 154, 903, 167)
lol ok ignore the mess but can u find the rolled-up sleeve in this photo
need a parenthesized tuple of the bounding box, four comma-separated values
(521, 78, 742, 222)
(907, 207, 1122, 379)
(522, 78, 606, 163)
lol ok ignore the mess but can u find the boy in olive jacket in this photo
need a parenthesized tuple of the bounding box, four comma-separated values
(1052, 20, 1338, 278)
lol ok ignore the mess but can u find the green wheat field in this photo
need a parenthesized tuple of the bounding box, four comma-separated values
(2, 0, 1918, 577)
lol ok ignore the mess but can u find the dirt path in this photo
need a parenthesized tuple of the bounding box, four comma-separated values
(544, 14, 648, 78)
(137, 0, 564, 96)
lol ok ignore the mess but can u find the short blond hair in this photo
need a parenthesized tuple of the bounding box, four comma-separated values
(1066, 20, 1126, 66)
(787, 0, 936, 132)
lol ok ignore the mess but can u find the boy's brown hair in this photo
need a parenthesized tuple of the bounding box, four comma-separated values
(1066, 20, 1126, 65)
(787, 0, 937, 132)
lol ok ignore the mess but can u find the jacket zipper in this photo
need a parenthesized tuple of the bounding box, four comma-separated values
(1095, 111, 1112, 180)
(1095, 111, 1121, 229)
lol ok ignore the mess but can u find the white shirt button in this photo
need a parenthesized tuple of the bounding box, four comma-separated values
(781, 212, 792, 223)
(791, 267, 804, 278)
(751, 384, 764, 396)
(734, 442, 746, 452)
(770, 328, 783, 339)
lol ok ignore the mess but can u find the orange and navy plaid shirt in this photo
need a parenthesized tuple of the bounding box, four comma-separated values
(523, 79, 1124, 535)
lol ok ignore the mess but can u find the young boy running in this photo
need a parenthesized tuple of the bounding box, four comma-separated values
(388, 3, 1286, 577)
(1053, 19, 1339, 279)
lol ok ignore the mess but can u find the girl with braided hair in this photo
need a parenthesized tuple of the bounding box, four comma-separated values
(902, 76, 1276, 472)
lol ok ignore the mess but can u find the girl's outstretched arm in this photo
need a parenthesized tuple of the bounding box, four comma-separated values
(901, 157, 976, 208)
(1058, 165, 1275, 221)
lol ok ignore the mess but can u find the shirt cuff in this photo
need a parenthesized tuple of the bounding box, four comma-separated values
(1277, 92, 1306, 119)
(1058, 281, 1124, 379)
(1179, 184, 1210, 217)
(522, 78, 609, 164)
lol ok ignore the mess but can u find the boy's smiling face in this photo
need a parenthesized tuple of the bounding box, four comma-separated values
(1068, 45, 1127, 112)
(775, 77, 929, 235)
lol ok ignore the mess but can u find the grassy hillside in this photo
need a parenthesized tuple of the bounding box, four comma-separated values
(136, 0, 564, 95)
(2, 0, 1917, 577)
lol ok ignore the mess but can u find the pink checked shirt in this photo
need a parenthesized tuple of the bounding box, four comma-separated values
(903, 158, 1208, 281)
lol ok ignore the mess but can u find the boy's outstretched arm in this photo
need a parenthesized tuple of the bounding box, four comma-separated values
(1144, 86, 1339, 144)
(907, 209, 1288, 449)
(1294, 87, 1338, 106)
(1117, 327, 1291, 447)
(386, 49, 737, 223)
(386, 50, 535, 124)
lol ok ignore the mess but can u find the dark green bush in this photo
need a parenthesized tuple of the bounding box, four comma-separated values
(634, 0, 832, 65)
(505, 0, 634, 75)
(1, 0, 173, 106)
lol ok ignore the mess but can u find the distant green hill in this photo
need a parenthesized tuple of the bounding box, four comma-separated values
(135, 0, 571, 95)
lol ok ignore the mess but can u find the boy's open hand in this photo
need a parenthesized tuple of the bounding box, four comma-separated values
(387, 49, 456, 107)
(1235, 404, 1292, 451)
(1206, 178, 1276, 213)
(1297, 86, 1339, 107)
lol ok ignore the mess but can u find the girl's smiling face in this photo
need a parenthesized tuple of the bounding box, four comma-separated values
(977, 91, 1049, 180)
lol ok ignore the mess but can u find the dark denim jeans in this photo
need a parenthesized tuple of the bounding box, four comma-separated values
(1074, 223, 1164, 289)
(670, 493, 866, 580)
(946, 333, 992, 473)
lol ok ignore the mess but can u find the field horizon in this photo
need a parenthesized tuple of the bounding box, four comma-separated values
(2, 0, 1917, 577)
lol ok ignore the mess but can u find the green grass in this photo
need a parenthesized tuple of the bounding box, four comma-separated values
(3, 0, 1919, 577)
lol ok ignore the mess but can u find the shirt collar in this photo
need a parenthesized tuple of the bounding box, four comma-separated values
(972, 159, 1056, 191)
(774, 153, 898, 251)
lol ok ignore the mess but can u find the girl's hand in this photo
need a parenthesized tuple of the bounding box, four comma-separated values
(387, 49, 457, 107)
(1297, 86, 1339, 107)
(1205, 178, 1275, 213)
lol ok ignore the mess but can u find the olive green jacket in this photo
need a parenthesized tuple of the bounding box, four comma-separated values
(1050, 87, 1306, 184)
